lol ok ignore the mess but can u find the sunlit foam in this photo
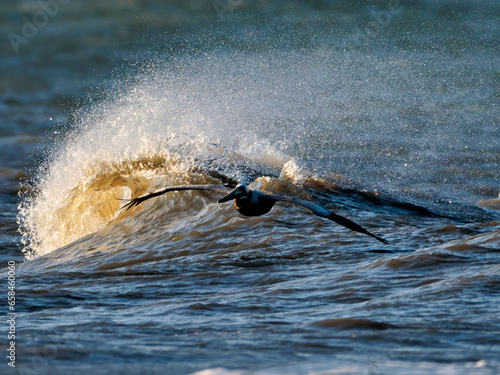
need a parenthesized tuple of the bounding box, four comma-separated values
(18, 51, 322, 258)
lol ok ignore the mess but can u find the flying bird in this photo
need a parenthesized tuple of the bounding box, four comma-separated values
(120, 184, 388, 244)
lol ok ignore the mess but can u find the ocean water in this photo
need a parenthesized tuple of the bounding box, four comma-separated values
(1, 1, 499, 374)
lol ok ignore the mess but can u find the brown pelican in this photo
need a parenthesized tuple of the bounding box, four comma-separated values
(121, 184, 388, 244)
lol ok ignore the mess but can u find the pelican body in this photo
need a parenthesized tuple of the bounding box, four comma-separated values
(121, 184, 388, 244)
(218, 185, 275, 216)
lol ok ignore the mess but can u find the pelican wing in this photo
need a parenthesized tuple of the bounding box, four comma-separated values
(268, 194, 388, 244)
(120, 184, 233, 211)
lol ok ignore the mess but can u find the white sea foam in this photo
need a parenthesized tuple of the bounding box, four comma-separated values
(18, 50, 328, 257)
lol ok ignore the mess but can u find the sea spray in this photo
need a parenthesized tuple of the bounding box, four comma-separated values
(18, 51, 315, 257)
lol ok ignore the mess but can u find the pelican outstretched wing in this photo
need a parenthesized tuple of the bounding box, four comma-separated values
(120, 184, 233, 211)
(268, 194, 388, 244)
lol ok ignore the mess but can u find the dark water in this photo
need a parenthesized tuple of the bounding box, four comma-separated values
(1, 1, 500, 374)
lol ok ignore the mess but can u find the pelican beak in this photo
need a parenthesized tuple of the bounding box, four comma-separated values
(218, 188, 242, 203)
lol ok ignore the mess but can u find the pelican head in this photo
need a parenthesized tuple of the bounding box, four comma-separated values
(217, 185, 250, 203)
